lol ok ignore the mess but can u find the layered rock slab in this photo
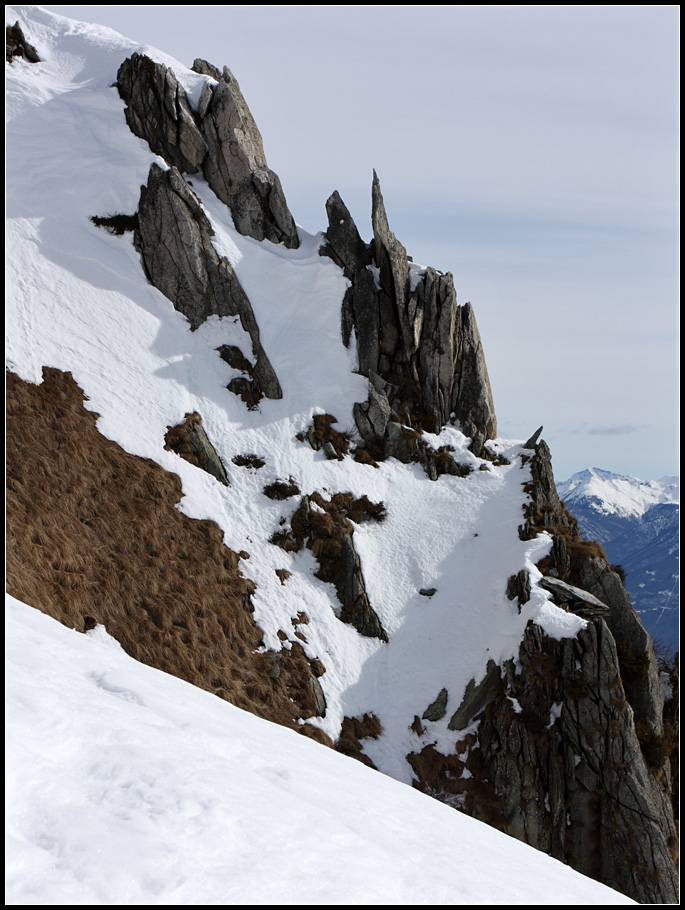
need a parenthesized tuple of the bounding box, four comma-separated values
(117, 53, 208, 174)
(135, 163, 281, 400)
(197, 64, 299, 249)
(117, 53, 299, 249)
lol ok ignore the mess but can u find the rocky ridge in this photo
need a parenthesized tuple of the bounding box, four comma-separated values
(322, 177, 497, 468)
(408, 438, 678, 903)
(105, 52, 683, 899)
(6, 23, 678, 904)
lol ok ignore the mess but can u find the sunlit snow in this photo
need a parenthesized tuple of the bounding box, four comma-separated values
(4, 6, 632, 904)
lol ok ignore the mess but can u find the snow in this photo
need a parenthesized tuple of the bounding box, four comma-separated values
(5, 593, 634, 906)
(4, 6, 628, 903)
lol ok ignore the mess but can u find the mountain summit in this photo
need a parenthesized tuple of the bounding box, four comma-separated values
(559, 468, 679, 653)
(5, 7, 678, 904)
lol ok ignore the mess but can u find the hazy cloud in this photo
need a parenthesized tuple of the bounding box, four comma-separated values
(586, 424, 642, 437)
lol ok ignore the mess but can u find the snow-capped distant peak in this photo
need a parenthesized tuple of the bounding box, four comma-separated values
(558, 467, 679, 518)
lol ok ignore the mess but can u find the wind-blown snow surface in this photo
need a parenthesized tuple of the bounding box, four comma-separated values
(5, 594, 634, 905)
(5, 6, 615, 902)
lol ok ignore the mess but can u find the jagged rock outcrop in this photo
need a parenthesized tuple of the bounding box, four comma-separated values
(467, 619, 678, 904)
(116, 53, 298, 249)
(6, 22, 40, 63)
(408, 436, 678, 903)
(322, 172, 496, 457)
(521, 438, 666, 739)
(197, 64, 299, 248)
(271, 492, 388, 642)
(410, 614, 678, 904)
(135, 163, 281, 400)
(117, 53, 208, 174)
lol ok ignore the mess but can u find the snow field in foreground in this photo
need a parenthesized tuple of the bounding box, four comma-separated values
(5, 595, 634, 906)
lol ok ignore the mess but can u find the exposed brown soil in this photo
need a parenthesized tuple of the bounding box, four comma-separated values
(6, 368, 332, 746)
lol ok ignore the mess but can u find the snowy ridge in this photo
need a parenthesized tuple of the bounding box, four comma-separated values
(558, 467, 679, 519)
(6, 7, 636, 904)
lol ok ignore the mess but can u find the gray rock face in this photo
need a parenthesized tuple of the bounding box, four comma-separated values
(521, 437, 665, 739)
(164, 412, 230, 486)
(117, 54, 208, 174)
(117, 54, 298, 249)
(136, 163, 281, 400)
(322, 173, 497, 451)
(6, 22, 41, 63)
(469, 620, 678, 904)
(577, 556, 665, 735)
(199, 67, 299, 248)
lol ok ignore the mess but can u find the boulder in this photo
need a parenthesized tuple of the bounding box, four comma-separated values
(199, 67, 299, 248)
(422, 687, 449, 722)
(164, 412, 230, 486)
(117, 54, 207, 174)
(136, 163, 281, 400)
(6, 22, 40, 63)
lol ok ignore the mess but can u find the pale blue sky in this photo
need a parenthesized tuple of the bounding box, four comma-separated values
(39, 5, 680, 480)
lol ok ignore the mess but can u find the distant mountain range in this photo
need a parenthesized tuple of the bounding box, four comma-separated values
(558, 468, 679, 653)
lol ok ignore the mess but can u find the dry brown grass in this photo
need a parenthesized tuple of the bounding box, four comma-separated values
(6, 368, 332, 745)
(263, 478, 301, 500)
(299, 413, 354, 459)
(90, 213, 139, 235)
(336, 713, 382, 767)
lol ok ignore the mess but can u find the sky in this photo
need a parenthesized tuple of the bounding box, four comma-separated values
(37, 5, 680, 481)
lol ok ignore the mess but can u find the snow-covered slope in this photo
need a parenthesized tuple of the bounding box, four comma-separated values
(558, 468, 679, 652)
(6, 2, 581, 778)
(5, 7, 650, 904)
(5, 593, 634, 905)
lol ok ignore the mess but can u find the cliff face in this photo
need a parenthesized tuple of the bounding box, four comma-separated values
(6, 14, 677, 904)
(409, 440, 678, 904)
